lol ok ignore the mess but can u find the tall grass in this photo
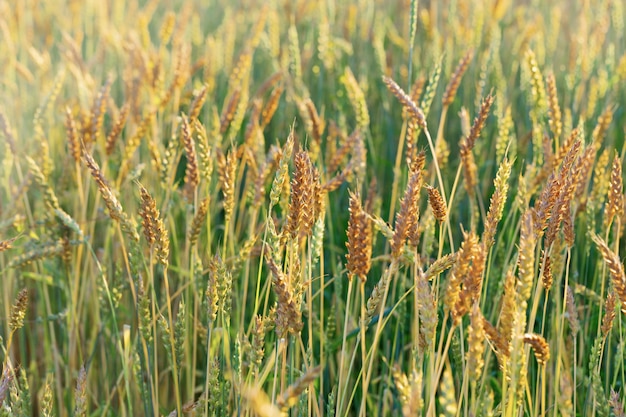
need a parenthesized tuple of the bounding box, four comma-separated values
(1, 0, 626, 416)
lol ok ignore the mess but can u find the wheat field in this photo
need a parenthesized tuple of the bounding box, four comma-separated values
(1, 0, 626, 416)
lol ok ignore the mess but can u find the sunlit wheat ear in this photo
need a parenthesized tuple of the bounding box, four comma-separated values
(261, 84, 285, 129)
(138, 185, 159, 245)
(541, 252, 553, 290)
(381, 75, 427, 129)
(409, 75, 426, 105)
(276, 365, 321, 410)
(327, 128, 356, 174)
(445, 232, 478, 318)
(546, 73, 562, 139)
(302, 97, 325, 145)
(391, 166, 423, 258)
(438, 365, 458, 416)
(516, 211, 536, 303)
(188, 197, 209, 247)
(602, 291, 617, 336)
(466, 303, 485, 381)
(105, 102, 129, 156)
(343, 67, 370, 133)
(265, 252, 302, 337)
(26, 156, 60, 211)
(456, 241, 486, 320)
(286, 150, 314, 239)
(462, 94, 494, 152)
(216, 149, 237, 223)
(605, 154, 624, 228)
(9, 288, 28, 332)
(346, 190, 372, 283)
(64, 107, 81, 163)
(219, 89, 241, 134)
(591, 234, 626, 313)
(243, 386, 281, 417)
(0, 237, 18, 253)
(591, 104, 615, 145)
(442, 50, 473, 107)
(138, 185, 169, 266)
(523, 333, 550, 365)
(88, 75, 113, 147)
(0, 111, 16, 154)
(180, 115, 199, 201)
(365, 275, 391, 326)
(416, 270, 437, 351)
(392, 365, 423, 416)
(482, 317, 507, 362)
(525, 48, 547, 113)
(424, 253, 457, 281)
(483, 157, 512, 250)
(499, 268, 517, 356)
(426, 185, 446, 223)
(83, 151, 140, 242)
(188, 85, 208, 121)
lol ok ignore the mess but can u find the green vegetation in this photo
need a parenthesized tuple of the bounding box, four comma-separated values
(1, 0, 626, 415)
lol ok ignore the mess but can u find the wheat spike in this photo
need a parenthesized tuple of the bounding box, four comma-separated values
(602, 291, 617, 336)
(276, 366, 321, 410)
(592, 234, 626, 314)
(442, 51, 473, 107)
(605, 154, 624, 227)
(467, 303, 485, 381)
(138, 185, 169, 266)
(483, 157, 513, 250)
(65, 107, 81, 162)
(382, 75, 427, 129)
(188, 197, 210, 247)
(517, 211, 537, 303)
(346, 191, 372, 282)
(523, 333, 550, 365)
(426, 185, 447, 223)
(546, 73, 562, 139)
(9, 288, 28, 332)
(391, 167, 423, 258)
